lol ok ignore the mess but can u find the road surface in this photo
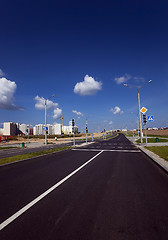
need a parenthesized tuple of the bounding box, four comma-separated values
(0, 133, 168, 239)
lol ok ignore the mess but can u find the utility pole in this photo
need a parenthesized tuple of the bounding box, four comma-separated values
(45, 100, 47, 145)
(124, 80, 152, 144)
(137, 88, 143, 143)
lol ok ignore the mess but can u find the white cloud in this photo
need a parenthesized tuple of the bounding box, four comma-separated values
(53, 108, 62, 119)
(74, 74, 102, 96)
(0, 77, 18, 110)
(110, 106, 123, 115)
(134, 77, 145, 83)
(35, 96, 58, 110)
(0, 69, 5, 77)
(72, 110, 83, 116)
(109, 121, 113, 125)
(35, 96, 62, 119)
(114, 74, 131, 84)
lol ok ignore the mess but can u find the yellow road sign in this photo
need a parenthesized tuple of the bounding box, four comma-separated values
(140, 107, 147, 114)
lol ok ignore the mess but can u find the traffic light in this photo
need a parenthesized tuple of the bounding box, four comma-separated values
(143, 114, 147, 125)
(72, 119, 75, 127)
(86, 119, 88, 133)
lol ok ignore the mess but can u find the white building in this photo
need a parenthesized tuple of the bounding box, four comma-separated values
(3, 122, 17, 136)
(62, 125, 78, 134)
(53, 124, 62, 135)
(33, 123, 62, 135)
(33, 124, 44, 135)
(62, 126, 73, 134)
(0, 128, 3, 135)
(47, 124, 53, 135)
(19, 124, 29, 135)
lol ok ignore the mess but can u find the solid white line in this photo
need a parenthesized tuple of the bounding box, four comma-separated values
(0, 150, 103, 231)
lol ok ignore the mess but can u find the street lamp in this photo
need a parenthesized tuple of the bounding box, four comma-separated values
(44, 94, 55, 145)
(124, 80, 152, 143)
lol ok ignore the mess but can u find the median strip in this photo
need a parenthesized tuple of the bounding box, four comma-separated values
(0, 146, 72, 166)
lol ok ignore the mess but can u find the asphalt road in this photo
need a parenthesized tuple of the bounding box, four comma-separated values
(0, 133, 168, 239)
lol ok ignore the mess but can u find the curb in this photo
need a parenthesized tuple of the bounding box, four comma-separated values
(126, 136, 168, 173)
(138, 146, 168, 173)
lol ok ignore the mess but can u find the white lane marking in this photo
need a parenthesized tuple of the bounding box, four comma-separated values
(73, 149, 140, 153)
(72, 149, 102, 152)
(0, 150, 103, 231)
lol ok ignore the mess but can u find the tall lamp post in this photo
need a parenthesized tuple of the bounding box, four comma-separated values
(44, 94, 55, 145)
(124, 80, 152, 143)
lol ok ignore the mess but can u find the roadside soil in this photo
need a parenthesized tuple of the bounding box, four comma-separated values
(0, 132, 103, 145)
(129, 129, 168, 137)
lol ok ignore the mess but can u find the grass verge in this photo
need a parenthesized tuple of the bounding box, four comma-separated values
(0, 147, 19, 150)
(146, 146, 168, 162)
(136, 138, 168, 144)
(0, 146, 72, 166)
(126, 134, 139, 137)
(147, 135, 168, 138)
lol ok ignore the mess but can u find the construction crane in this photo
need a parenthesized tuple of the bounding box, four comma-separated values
(59, 115, 64, 127)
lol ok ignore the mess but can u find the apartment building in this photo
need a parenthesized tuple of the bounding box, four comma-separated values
(3, 122, 17, 136)
(53, 123, 62, 135)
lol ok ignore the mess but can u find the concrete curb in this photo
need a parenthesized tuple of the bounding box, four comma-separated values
(126, 136, 168, 173)
(138, 146, 168, 173)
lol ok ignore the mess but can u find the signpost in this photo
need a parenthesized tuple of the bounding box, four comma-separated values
(91, 133, 94, 142)
(140, 107, 148, 114)
(147, 115, 154, 122)
(44, 127, 47, 131)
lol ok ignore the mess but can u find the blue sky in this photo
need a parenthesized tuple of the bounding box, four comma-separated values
(0, 0, 168, 132)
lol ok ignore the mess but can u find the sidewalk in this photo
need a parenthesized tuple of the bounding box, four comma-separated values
(127, 136, 168, 172)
